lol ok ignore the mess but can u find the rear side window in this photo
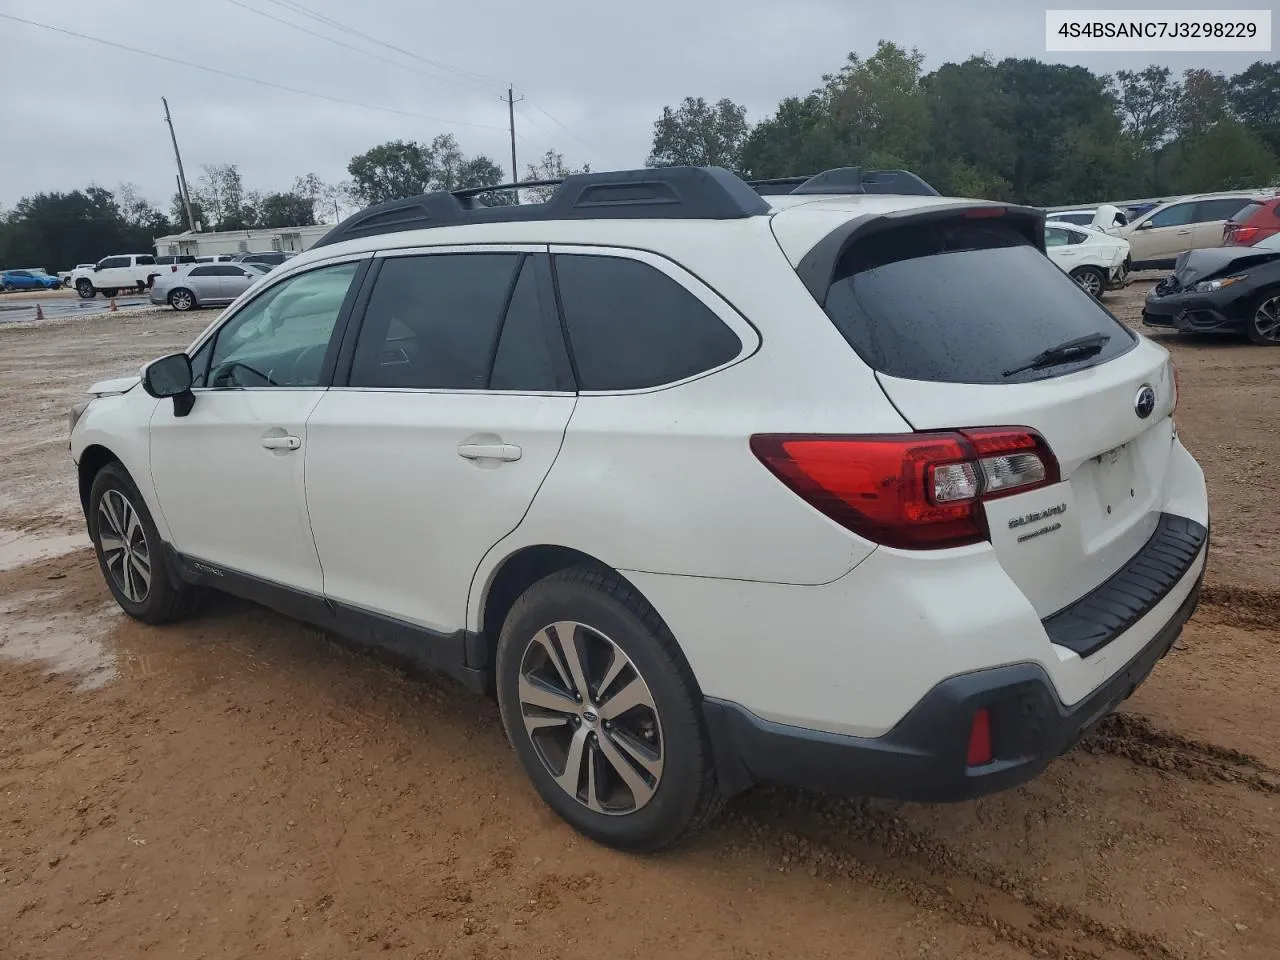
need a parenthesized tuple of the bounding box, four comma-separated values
(821, 219, 1134, 385)
(553, 254, 741, 391)
(1197, 198, 1252, 222)
(1231, 202, 1263, 223)
(136, 255, 156, 265)
(189, 266, 216, 277)
(349, 253, 520, 390)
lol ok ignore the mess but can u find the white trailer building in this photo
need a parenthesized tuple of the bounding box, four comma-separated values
(152, 224, 331, 259)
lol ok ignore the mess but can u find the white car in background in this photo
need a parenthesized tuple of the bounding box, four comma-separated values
(1045, 220, 1131, 298)
(1049, 204, 1130, 231)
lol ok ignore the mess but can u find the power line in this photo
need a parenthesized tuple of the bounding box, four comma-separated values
(261, 0, 502, 88)
(222, 0, 497, 96)
(0, 12, 506, 132)
(525, 99, 601, 151)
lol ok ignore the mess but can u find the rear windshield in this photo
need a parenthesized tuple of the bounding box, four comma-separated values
(1230, 202, 1262, 223)
(821, 218, 1135, 385)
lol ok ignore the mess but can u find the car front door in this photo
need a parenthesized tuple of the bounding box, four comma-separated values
(148, 257, 368, 595)
(1128, 202, 1197, 264)
(1192, 198, 1253, 250)
(95, 256, 130, 289)
(304, 247, 576, 636)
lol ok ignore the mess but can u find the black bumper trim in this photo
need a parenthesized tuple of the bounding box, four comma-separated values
(1042, 513, 1207, 658)
(703, 552, 1205, 802)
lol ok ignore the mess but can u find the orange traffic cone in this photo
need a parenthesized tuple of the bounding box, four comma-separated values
(109, 297, 118, 312)
(34, 303, 44, 321)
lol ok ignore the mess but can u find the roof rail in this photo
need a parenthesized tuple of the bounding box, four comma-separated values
(746, 167, 940, 198)
(311, 166, 771, 249)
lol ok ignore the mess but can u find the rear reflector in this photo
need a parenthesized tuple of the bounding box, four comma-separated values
(750, 428, 1059, 550)
(967, 708, 993, 766)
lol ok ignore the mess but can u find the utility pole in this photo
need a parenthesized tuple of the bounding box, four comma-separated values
(504, 85, 523, 183)
(163, 97, 196, 232)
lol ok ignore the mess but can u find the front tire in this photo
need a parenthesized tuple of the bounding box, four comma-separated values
(1070, 266, 1106, 299)
(169, 288, 195, 311)
(76, 280, 96, 299)
(1, 282, 14, 293)
(1245, 292, 1280, 346)
(88, 463, 197, 624)
(495, 566, 723, 852)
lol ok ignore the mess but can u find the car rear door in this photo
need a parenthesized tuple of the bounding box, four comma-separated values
(1192, 197, 1253, 250)
(304, 247, 576, 635)
(798, 210, 1177, 618)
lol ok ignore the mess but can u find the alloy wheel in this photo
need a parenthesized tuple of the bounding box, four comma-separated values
(171, 290, 193, 311)
(516, 621, 664, 815)
(1254, 296, 1280, 343)
(1074, 270, 1102, 297)
(97, 489, 151, 603)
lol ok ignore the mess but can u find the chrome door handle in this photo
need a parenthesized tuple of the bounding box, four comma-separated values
(261, 435, 301, 450)
(457, 442, 521, 462)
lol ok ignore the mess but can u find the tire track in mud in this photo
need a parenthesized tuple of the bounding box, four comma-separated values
(730, 790, 1180, 960)
(1082, 712, 1280, 794)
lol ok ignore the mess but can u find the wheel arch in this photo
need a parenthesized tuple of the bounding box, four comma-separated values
(77, 443, 123, 517)
(469, 544, 684, 689)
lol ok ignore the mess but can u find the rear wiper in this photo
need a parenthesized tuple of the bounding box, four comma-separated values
(1002, 333, 1111, 378)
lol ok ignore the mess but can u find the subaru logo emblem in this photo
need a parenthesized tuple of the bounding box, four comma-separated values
(1134, 384, 1156, 419)
(582, 708, 598, 724)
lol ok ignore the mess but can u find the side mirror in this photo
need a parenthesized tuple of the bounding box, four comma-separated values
(1135, 220, 1153, 230)
(142, 353, 196, 416)
(93, 264, 102, 271)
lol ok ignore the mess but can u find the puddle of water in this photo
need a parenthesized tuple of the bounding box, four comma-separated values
(0, 604, 122, 690)
(0, 527, 91, 572)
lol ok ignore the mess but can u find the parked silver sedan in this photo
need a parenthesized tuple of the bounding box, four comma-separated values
(150, 262, 270, 311)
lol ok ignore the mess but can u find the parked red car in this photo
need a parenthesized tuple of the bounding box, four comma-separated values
(1223, 196, 1280, 245)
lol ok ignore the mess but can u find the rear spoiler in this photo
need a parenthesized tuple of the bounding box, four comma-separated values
(748, 167, 940, 198)
(794, 203, 1047, 307)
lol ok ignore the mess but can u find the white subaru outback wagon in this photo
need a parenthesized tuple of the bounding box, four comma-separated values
(70, 166, 1208, 851)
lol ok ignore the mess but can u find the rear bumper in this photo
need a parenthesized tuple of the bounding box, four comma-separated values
(705, 554, 1204, 801)
(703, 517, 1207, 801)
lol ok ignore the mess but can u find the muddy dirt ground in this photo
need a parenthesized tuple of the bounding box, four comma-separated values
(2, 286, 1278, 960)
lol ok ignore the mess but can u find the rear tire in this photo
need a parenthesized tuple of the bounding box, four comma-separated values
(87, 463, 201, 624)
(76, 280, 96, 299)
(1070, 266, 1106, 299)
(1245, 292, 1280, 346)
(169, 288, 195, 311)
(495, 566, 723, 852)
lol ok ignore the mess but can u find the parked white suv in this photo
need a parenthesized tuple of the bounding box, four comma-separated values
(69, 166, 1209, 851)
(71, 255, 165, 299)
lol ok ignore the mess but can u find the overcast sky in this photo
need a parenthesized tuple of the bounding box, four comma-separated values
(0, 0, 1271, 210)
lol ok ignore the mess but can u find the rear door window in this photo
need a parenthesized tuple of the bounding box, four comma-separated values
(821, 218, 1134, 385)
(553, 254, 741, 391)
(1196, 198, 1252, 222)
(348, 252, 521, 390)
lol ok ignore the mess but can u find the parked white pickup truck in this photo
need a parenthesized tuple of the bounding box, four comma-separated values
(71, 255, 165, 299)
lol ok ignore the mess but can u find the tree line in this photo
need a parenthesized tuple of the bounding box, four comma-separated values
(2, 44, 1276, 271)
(648, 44, 1279, 205)
(0, 133, 585, 270)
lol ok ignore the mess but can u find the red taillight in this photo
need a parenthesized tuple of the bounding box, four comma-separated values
(1228, 225, 1260, 245)
(749, 428, 1060, 550)
(967, 708, 993, 766)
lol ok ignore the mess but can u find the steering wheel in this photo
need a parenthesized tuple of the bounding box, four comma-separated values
(289, 343, 328, 386)
(212, 360, 278, 388)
